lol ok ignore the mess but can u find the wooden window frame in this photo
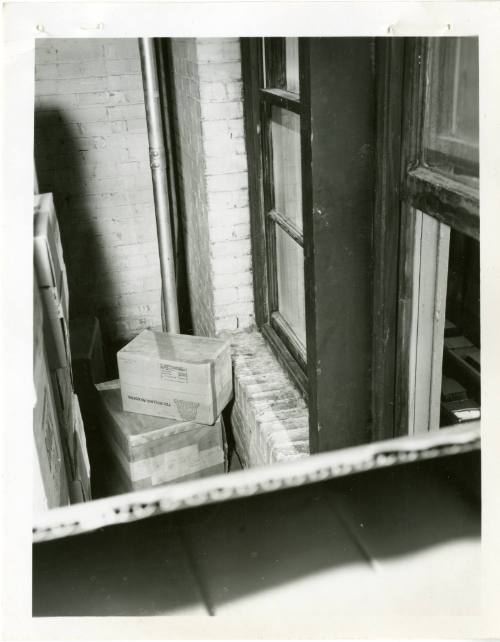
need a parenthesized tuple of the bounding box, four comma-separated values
(373, 37, 480, 440)
(242, 38, 311, 396)
(401, 38, 479, 240)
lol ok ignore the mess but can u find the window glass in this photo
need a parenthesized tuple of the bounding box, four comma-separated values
(271, 107, 303, 232)
(275, 226, 306, 346)
(264, 37, 300, 96)
(285, 38, 300, 94)
(423, 38, 479, 181)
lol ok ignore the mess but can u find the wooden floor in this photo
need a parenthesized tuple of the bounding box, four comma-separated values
(32, 451, 480, 616)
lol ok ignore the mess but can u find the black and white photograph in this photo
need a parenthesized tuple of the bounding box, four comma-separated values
(2, 1, 500, 638)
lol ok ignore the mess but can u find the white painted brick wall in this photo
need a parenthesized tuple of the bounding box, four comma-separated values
(35, 38, 254, 344)
(34, 39, 161, 343)
(171, 38, 254, 337)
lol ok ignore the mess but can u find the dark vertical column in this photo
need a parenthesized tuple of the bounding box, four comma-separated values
(306, 38, 376, 452)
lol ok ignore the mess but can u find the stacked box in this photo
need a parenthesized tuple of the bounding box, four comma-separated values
(96, 380, 226, 492)
(117, 329, 233, 425)
(71, 394, 92, 501)
(34, 193, 66, 289)
(50, 365, 74, 443)
(33, 196, 92, 506)
(39, 274, 71, 370)
(33, 281, 70, 510)
(34, 193, 71, 370)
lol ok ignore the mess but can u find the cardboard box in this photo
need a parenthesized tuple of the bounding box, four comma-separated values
(40, 268, 71, 370)
(117, 329, 233, 425)
(33, 301, 70, 510)
(33, 439, 49, 514)
(33, 270, 44, 361)
(34, 193, 66, 290)
(35, 193, 71, 370)
(71, 394, 92, 501)
(50, 366, 74, 443)
(96, 380, 226, 492)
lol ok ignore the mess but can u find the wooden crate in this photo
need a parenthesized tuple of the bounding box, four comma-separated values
(96, 380, 226, 492)
(117, 329, 232, 425)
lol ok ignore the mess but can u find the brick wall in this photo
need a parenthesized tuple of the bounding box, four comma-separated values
(34, 39, 161, 344)
(227, 330, 309, 467)
(170, 38, 254, 337)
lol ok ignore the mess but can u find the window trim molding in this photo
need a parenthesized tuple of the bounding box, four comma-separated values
(372, 37, 405, 442)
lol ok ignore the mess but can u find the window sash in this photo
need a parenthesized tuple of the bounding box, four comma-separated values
(373, 37, 480, 441)
(396, 37, 480, 436)
(241, 37, 310, 396)
(402, 38, 479, 241)
(260, 39, 308, 374)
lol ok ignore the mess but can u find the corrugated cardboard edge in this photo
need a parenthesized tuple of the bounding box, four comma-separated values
(32, 422, 480, 543)
(118, 328, 231, 365)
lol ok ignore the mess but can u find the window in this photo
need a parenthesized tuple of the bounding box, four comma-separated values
(243, 37, 375, 452)
(244, 37, 480, 453)
(375, 37, 480, 438)
(242, 38, 310, 395)
(423, 38, 479, 182)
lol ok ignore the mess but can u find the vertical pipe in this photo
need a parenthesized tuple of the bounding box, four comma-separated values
(138, 38, 180, 334)
(155, 39, 180, 269)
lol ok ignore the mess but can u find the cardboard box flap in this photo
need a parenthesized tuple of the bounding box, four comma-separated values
(119, 329, 230, 364)
(32, 422, 480, 543)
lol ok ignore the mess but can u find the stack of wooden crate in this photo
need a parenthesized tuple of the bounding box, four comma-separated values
(96, 329, 233, 492)
(33, 194, 92, 509)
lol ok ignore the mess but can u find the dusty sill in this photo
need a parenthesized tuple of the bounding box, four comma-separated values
(222, 329, 310, 468)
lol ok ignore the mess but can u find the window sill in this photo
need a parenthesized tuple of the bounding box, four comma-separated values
(224, 329, 310, 468)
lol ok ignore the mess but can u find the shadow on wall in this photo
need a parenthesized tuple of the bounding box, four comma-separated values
(34, 108, 118, 360)
(35, 102, 195, 348)
(161, 39, 193, 336)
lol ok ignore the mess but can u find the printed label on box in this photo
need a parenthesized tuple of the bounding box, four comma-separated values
(160, 362, 188, 384)
(174, 398, 199, 421)
(126, 393, 172, 409)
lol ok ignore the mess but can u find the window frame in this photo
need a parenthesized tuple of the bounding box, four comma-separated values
(373, 37, 480, 440)
(401, 38, 480, 241)
(241, 37, 311, 396)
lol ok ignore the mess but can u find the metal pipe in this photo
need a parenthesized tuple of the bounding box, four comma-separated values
(155, 39, 180, 269)
(138, 38, 180, 334)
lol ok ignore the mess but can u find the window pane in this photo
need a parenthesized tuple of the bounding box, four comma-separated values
(423, 38, 479, 181)
(271, 107, 303, 231)
(275, 226, 306, 346)
(285, 38, 300, 94)
(264, 37, 300, 96)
